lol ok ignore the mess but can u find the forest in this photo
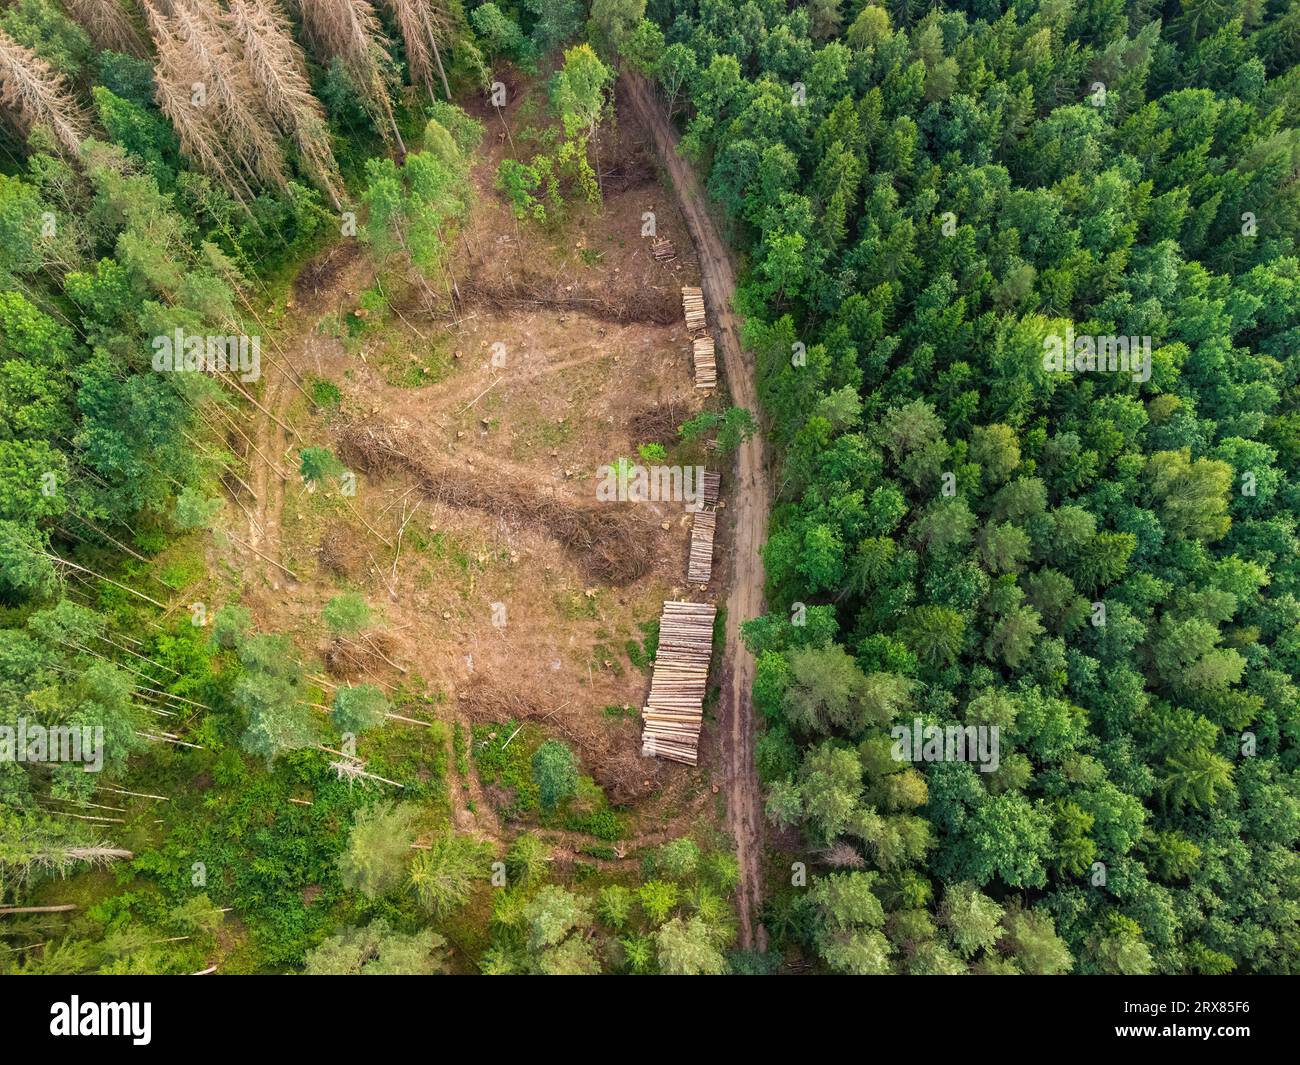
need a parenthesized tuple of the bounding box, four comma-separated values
(0, 0, 1298, 978)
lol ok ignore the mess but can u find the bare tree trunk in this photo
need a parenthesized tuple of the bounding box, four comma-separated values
(430, 38, 451, 99)
(66, 847, 134, 861)
(391, 111, 407, 158)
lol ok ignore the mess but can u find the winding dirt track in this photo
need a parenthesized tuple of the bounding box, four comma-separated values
(622, 72, 770, 951)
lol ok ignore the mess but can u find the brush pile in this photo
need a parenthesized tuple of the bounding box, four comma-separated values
(338, 418, 653, 584)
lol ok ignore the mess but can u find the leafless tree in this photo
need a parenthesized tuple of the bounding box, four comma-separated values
(291, 0, 406, 154)
(170, 0, 287, 189)
(0, 27, 89, 159)
(227, 0, 344, 208)
(141, 0, 253, 201)
(379, 0, 452, 99)
(62, 0, 148, 57)
(142, 0, 291, 202)
(820, 841, 867, 869)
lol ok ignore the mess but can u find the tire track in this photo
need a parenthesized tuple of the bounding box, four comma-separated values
(622, 71, 771, 951)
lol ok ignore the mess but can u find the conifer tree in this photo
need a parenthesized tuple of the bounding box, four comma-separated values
(0, 26, 88, 159)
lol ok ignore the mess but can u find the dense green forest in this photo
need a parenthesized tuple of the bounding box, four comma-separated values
(625, 0, 1300, 973)
(2, 0, 1299, 977)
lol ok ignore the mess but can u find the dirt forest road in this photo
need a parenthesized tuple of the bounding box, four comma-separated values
(622, 72, 771, 951)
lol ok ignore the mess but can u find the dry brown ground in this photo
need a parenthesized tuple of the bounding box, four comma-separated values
(205, 76, 731, 846)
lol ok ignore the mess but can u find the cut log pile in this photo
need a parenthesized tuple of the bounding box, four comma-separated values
(640, 601, 717, 765)
(692, 335, 717, 390)
(681, 286, 706, 331)
(687, 509, 716, 583)
(651, 237, 676, 262)
(702, 471, 721, 508)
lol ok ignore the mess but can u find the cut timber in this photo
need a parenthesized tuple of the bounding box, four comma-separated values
(681, 286, 706, 332)
(640, 600, 717, 766)
(692, 335, 717, 390)
(651, 237, 676, 262)
(687, 509, 716, 584)
(702, 471, 721, 507)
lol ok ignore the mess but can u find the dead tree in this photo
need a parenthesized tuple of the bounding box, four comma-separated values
(169, 0, 287, 191)
(292, 0, 406, 155)
(142, 1, 258, 203)
(62, 0, 147, 57)
(0, 28, 89, 159)
(379, 0, 453, 100)
(227, 0, 345, 208)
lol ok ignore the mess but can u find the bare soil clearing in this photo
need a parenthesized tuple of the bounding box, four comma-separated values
(209, 78, 733, 851)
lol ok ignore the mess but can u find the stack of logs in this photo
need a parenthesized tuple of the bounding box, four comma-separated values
(640, 600, 717, 765)
(687, 509, 716, 583)
(651, 237, 676, 262)
(685, 470, 721, 584)
(692, 336, 717, 390)
(681, 286, 706, 331)
(701, 471, 721, 508)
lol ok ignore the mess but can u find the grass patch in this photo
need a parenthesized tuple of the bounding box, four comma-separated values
(540, 418, 574, 447)
(472, 720, 541, 816)
(602, 704, 638, 720)
(310, 377, 342, 408)
(564, 805, 628, 841)
(156, 546, 207, 592)
(377, 339, 454, 388)
(591, 642, 624, 677)
(557, 590, 601, 621)
(625, 617, 659, 674)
